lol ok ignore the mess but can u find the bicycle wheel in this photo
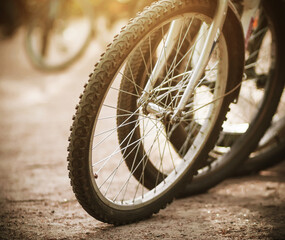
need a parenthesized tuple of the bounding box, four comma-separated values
(235, 94, 285, 175)
(68, 0, 244, 224)
(179, 0, 285, 197)
(25, 0, 93, 71)
(217, 8, 285, 176)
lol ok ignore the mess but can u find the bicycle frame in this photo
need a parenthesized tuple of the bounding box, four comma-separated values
(139, 0, 260, 122)
(240, 0, 261, 47)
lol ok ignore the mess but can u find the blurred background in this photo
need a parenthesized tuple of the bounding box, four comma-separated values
(0, 0, 151, 202)
(0, 1, 150, 237)
(0, 0, 151, 70)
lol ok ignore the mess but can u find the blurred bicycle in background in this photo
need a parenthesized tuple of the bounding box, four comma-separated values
(0, 0, 153, 71)
(24, 0, 94, 71)
(24, 0, 153, 71)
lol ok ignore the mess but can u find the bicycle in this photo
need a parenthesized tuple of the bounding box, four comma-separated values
(235, 92, 285, 175)
(179, 0, 285, 196)
(220, 8, 285, 176)
(24, 0, 153, 71)
(25, 0, 94, 71)
(67, 0, 285, 224)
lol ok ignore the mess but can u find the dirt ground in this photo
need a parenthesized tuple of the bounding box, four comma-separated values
(0, 26, 284, 240)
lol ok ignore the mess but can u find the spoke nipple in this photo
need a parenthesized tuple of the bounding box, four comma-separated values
(94, 173, 98, 179)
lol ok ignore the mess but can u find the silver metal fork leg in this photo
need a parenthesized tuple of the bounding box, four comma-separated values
(240, 0, 260, 47)
(170, 0, 229, 122)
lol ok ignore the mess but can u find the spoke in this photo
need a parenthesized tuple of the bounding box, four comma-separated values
(151, 24, 208, 95)
(154, 124, 167, 185)
(101, 104, 159, 121)
(92, 106, 141, 151)
(127, 61, 140, 97)
(165, 125, 179, 173)
(179, 121, 200, 156)
(110, 86, 140, 98)
(246, 49, 259, 62)
(194, 61, 219, 90)
(149, 23, 211, 111)
(98, 112, 142, 121)
(139, 46, 151, 80)
(168, 17, 194, 79)
(244, 58, 263, 70)
(121, 134, 143, 202)
(96, 117, 142, 178)
(148, 35, 153, 76)
(132, 116, 170, 200)
(250, 27, 268, 41)
(98, 116, 151, 195)
(185, 81, 242, 115)
(118, 70, 144, 94)
(163, 18, 193, 108)
(93, 115, 155, 167)
(112, 118, 166, 202)
(102, 115, 144, 197)
(94, 113, 140, 142)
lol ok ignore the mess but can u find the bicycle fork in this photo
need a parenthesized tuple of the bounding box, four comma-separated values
(138, 0, 260, 123)
(138, 0, 229, 123)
